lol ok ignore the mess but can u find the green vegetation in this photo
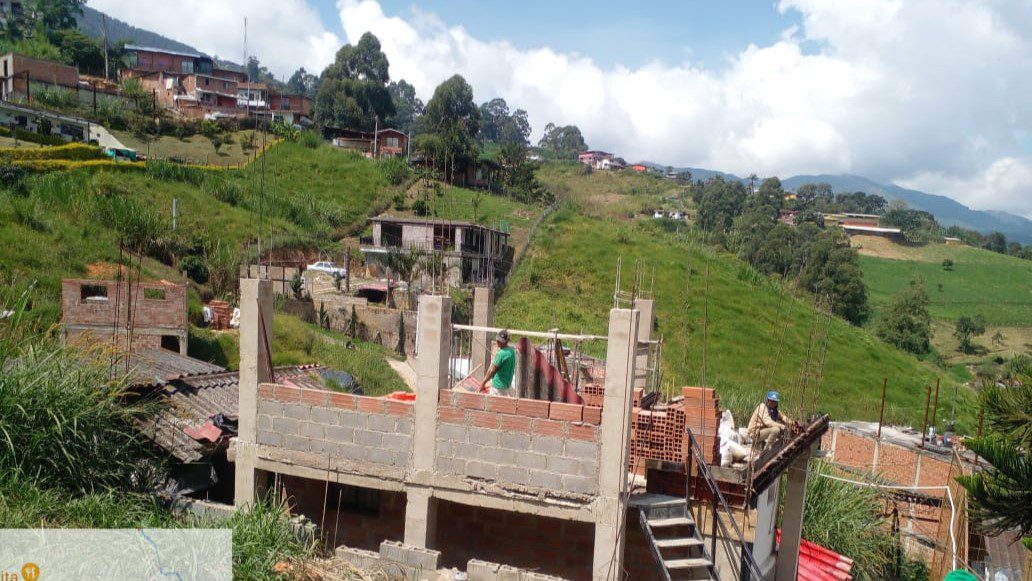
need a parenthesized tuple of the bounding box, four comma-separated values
(860, 244, 1032, 327)
(112, 130, 271, 167)
(496, 206, 967, 427)
(875, 279, 932, 356)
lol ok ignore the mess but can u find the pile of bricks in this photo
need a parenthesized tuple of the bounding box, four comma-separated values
(627, 387, 722, 474)
(208, 300, 232, 330)
(681, 386, 721, 464)
(581, 383, 605, 407)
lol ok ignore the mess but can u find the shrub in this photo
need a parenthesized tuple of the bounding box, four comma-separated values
(0, 143, 105, 161)
(145, 159, 207, 185)
(204, 176, 245, 206)
(12, 158, 144, 173)
(180, 254, 210, 284)
(378, 155, 411, 185)
(299, 130, 322, 149)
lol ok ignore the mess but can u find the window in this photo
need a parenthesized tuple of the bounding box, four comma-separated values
(160, 335, 180, 352)
(223, 81, 231, 90)
(386, 136, 400, 148)
(59, 124, 83, 140)
(281, 97, 291, 110)
(203, 77, 210, 86)
(181, 60, 194, 74)
(325, 483, 380, 516)
(80, 284, 108, 303)
(143, 288, 166, 300)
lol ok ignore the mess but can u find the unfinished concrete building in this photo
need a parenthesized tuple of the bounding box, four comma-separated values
(230, 278, 826, 580)
(61, 278, 189, 354)
(360, 216, 514, 287)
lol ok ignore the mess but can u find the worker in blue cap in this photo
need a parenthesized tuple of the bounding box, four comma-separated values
(748, 391, 793, 450)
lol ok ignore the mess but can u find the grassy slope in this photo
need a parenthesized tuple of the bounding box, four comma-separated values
(860, 242, 1032, 327)
(111, 130, 272, 168)
(497, 165, 973, 429)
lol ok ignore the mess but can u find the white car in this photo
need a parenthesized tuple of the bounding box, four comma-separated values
(307, 261, 348, 277)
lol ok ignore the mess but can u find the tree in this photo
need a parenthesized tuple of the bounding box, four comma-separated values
(954, 314, 987, 353)
(478, 98, 510, 143)
(537, 123, 588, 159)
(875, 279, 932, 355)
(983, 231, 1007, 254)
(796, 182, 832, 206)
(797, 230, 870, 325)
(956, 374, 1032, 546)
(941, 258, 954, 271)
(421, 74, 480, 180)
(289, 272, 304, 300)
(694, 177, 747, 233)
(53, 29, 104, 75)
(991, 330, 1005, 348)
(385, 79, 423, 134)
(35, 0, 85, 31)
(245, 56, 277, 85)
(314, 32, 394, 131)
(286, 67, 319, 97)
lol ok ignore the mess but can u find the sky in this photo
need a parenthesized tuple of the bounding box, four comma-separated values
(89, 0, 1032, 218)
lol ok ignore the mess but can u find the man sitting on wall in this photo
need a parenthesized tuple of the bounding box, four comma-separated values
(480, 330, 516, 397)
(748, 391, 793, 450)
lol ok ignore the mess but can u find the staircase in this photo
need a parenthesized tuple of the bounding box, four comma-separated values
(638, 495, 716, 581)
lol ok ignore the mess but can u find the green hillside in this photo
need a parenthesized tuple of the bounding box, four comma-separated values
(497, 168, 972, 429)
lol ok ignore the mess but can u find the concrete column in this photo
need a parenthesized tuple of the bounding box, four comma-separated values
(775, 443, 816, 580)
(592, 308, 640, 581)
(471, 286, 495, 379)
(406, 294, 451, 547)
(632, 298, 654, 389)
(234, 278, 273, 508)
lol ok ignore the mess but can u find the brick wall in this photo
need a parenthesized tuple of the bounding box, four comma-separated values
(257, 384, 414, 469)
(435, 499, 594, 579)
(435, 389, 602, 495)
(278, 474, 405, 552)
(629, 386, 721, 474)
(61, 278, 188, 331)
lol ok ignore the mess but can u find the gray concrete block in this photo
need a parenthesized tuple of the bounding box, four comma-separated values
(499, 432, 530, 450)
(562, 474, 598, 494)
(335, 546, 380, 570)
(437, 440, 457, 458)
(546, 456, 580, 475)
(336, 442, 364, 460)
(579, 460, 600, 477)
(526, 469, 563, 490)
(338, 411, 367, 429)
(468, 427, 500, 447)
(466, 460, 498, 480)
(455, 442, 484, 461)
(481, 446, 516, 465)
(379, 541, 440, 571)
(299, 422, 325, 439)
(256, 414, 273, 430)
(282, 434, 310, 452)
(565, 440, 599, 460)
(309, 438, 335, 455)
(311, 407, 340, 425)
(467, 559, 500, 581)
(516, 453, 548, 470)
(272, 417, 299, 435)
(531, 436, 563, 455)
(256, 401, 282, 417)
(379, 540, 405, 563)
(324, 425, 354, 443)
(382, 433, 412, 452)
(256, 430, 281, 447)
(282, 404, 310, 421)
(354, 430, 382, 447)
(368, 414, 396, 433)
(497, 465, 530, 485)
(366, 447, 396, 465)
(438, 424, 467, 442)
(436, 457, 466, 474)
(395, 419, 414, 435)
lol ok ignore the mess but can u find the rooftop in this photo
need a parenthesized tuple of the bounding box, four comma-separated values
(124, 44, 206, 60)
(369, 215, 509, 236)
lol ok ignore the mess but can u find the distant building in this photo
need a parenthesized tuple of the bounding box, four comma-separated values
(630, 163, 648, 172)
(236, 82, 312, 124)
(841, 223, 903, 239)
(577, 150, 613, 167)
(778, 209, 800, 225)
(0, 52, 79, 101)
(360, 216, 513, 287)
(599, 157, 625, 171)
(328, 127, 409, 157)
(0, 101, 91, 142)
(135, 69, 243, 119)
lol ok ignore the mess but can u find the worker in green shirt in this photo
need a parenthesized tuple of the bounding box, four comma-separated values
(480, 330, 517, 397)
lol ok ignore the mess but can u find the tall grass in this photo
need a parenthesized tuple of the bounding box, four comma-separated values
(222, 494, 319, 580)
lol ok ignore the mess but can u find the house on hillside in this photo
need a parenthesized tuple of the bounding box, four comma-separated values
(326, 127, 409, 157)
(577, 150, 613, 168)
(360, 215, 513, 287)
(135, 69, 243, 119)
(630, 163, 648, 172)
(0, 52, 80, 100)
(236, 82, 312, 124)
(0, 101, 91, 142)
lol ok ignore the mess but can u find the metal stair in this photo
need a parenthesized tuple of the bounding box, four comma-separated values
(638, 496, 717, 581)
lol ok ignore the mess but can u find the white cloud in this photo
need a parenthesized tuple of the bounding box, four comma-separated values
(901, 157, 1032, 219)
(88, 0, 339, 79)
(334, 0, 1031, 214)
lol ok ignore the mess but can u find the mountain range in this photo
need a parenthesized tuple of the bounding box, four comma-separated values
(76, 6, 202, 55)
(644, 163, 1032, 244)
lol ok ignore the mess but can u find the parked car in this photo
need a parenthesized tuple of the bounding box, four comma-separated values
(306, 261, 347, 277)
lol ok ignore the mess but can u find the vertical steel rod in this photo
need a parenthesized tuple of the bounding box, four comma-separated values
(921, 385, 932, 449)
(877, 378, 888, 438)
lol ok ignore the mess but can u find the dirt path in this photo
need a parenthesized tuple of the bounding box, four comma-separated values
(387, 357, 417, 391)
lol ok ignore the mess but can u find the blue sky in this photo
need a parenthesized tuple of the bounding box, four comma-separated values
(312, 0, 803, 70)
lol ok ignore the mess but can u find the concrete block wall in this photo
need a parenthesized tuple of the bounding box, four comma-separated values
(256, 384, 414, 469)
(434, 389, 602, 495)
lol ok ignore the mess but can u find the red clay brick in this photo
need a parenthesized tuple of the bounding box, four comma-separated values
(300, 388, 328, 406)
(569, 424, 599, 441)
(439, 406, 467, 424)
(534, 419, 565, 437)
(499, 414, 533, 434)
(549, 402, 583, 422)
(274, 385, 301, 402)
(327, 392, 358, 410)
(385, 399, 414, 417)
(517, 399, 550, 418)
(681, 386, 716, 399)
(454, 391, 487, 411)
(485, 395, 518, 415)
(469, 410, 501, 429)
(357, 397, 386, 414)
(258, 384, 275, 399)
(582, 406, 603, 425)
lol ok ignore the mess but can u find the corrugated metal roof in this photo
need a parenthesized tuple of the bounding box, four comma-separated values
(128, 349, 225, 387)
(139, 365, 324, 462)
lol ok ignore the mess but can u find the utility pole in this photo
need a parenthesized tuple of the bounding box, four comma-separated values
(172, 198, 178, 231)
(101, 14, 110, 80)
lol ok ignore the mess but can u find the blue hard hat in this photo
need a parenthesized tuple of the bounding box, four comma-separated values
(767, 391, 780, 402)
